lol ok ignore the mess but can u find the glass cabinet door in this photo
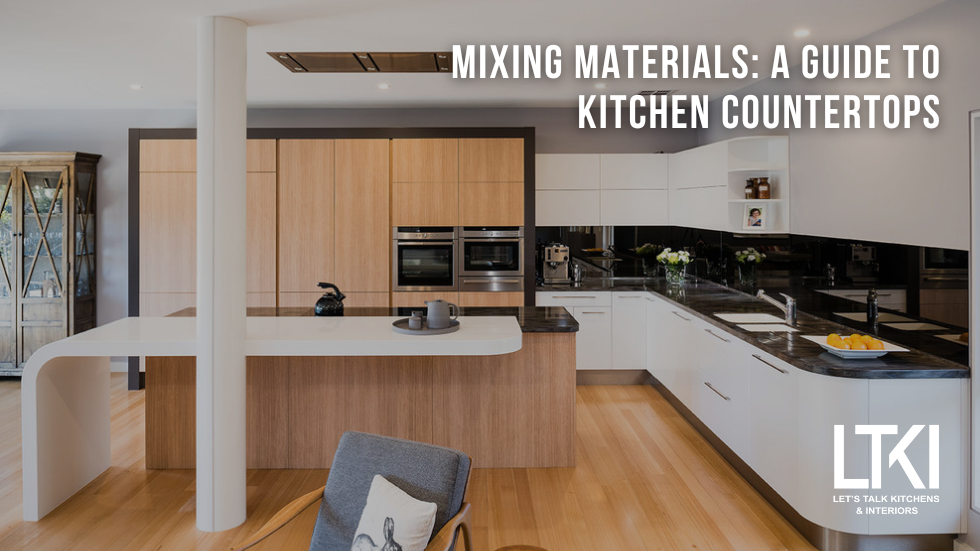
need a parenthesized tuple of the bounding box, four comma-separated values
(0, 170, 15, 370)
(19, 168, 67, 365)
(74, 170, 95, 298)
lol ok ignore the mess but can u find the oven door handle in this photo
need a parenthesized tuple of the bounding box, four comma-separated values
(396, 241, 456, 246)
(460, 238, 522, 244)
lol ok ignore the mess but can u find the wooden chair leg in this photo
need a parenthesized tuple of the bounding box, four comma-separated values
(230, 485, 326, 551)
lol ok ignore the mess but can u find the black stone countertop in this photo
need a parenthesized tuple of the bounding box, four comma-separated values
(539, 277, 968, 379)
(168, 306, 578, 333)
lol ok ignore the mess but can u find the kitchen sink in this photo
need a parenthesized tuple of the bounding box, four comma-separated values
(735, 323, 799, 332)
(882, 322, 947, 331)
(714, 313, 785, 323)
(834, 312, 914, 323)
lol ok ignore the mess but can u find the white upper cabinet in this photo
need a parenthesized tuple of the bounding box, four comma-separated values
(536, 190, 601, 226)
(668, 142, 727, 190)
(535, 154, 600, 189)
(668, 136, 790, 234)
(599, 154, 668, 189)
(534, 140, 788, 232)
(536, 153, 670, 226)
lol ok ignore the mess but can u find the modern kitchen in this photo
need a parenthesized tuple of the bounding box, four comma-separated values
(1, 1, 979, 551)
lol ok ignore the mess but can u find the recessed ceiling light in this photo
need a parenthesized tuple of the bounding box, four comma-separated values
(378, 83, 391, 90)
(794, 29, 811, 37)
(595, 82, 607, 90)
(129, 84, 144, 91)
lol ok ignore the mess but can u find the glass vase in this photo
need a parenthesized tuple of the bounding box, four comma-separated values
(664, 264, 686, 285)
(642, 258, 658, 277)
(738, 263, 758, 287)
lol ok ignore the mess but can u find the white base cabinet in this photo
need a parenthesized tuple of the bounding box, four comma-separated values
(645, 294, 694, 404)
(611, 292, 647, 370)
(641, 289, 965, 537)
(536, 291, 612, 370)
(747, 349, 798, 505)
(571, 306, 611, 370)
(689, 316, 751, 459)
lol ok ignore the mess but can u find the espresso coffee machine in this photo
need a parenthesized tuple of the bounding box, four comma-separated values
(543, 244, 571, 284)
(844, 244, 879, 284)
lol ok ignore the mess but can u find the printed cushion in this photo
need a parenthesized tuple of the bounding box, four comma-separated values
(351, 474, 438, 551)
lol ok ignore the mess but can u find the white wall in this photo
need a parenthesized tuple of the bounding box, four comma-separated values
(699, 0, 980, 251)
(0, 107, 698, 329)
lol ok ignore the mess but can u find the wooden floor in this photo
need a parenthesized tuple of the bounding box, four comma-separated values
(0, 374, 815, 551)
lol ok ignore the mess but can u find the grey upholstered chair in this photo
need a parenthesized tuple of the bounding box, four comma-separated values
(233, 431, 473, 551)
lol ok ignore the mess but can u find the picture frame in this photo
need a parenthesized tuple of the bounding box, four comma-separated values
(743, 204, 766, 230)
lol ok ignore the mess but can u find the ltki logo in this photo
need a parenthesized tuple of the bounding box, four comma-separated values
(834, 425, 940, 490)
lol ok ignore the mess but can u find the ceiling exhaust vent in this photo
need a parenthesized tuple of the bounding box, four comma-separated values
(637, 90, 675, 96)
(269, 52, 453, 73)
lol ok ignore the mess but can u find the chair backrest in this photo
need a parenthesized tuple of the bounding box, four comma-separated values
(309, 431, 471, 551)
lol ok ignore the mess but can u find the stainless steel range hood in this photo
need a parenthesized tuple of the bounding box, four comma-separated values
(269, 52, 452, 73)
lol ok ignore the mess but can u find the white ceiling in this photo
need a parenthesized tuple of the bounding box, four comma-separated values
(0, 0, 946, 109)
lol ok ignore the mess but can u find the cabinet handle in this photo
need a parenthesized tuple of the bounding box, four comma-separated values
(670, 311, 690, 322)
(617, 295, 643, 299)
(579, 311, 606, 315)
(752, 354, 788, 374)
(704, 328, 731, 343)
(553, 295, 596, 299)
(704, 382, 731, 401)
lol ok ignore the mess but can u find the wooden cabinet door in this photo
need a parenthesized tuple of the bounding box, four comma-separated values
(139, 172, 197, 293)
(458, 291, 524, 307)
(458, 138, 524, 226)
(392, 139, 458, 226)
(391, 182, 458, 226)
(278, 140, 334, 294)
(334, 140, 389, 293)
(246, 140, 276, 172)
(459, 138, 523, 182)
(140, 140, 196, 172)
(246, 172, 276, 295)
(391, 139, 457, 182)
(459, 181, 523, 226)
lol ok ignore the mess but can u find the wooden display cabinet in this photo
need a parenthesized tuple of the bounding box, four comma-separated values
(0, 152, 100, 374)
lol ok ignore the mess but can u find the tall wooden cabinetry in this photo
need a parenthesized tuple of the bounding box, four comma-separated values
(277, 140, 335, 307)
(391, 137, 526, 307)
(139, 139, 277, 315)
(277, 139, 391, 308)
(391, 139, 459, 226)
(334, 140, 391, 306)
(138, 135, 526, 313)
(458, 138, 524, 226)
(0, 152, 99, 374)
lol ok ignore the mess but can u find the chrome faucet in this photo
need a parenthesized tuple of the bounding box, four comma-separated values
(756, 289, 797, 325)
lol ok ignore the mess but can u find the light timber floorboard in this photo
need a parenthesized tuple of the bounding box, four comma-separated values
(0, 374, 815, 551)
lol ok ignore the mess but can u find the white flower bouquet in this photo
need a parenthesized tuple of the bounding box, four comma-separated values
(734, 247, 766, 265)
(656, 248, 691, 266)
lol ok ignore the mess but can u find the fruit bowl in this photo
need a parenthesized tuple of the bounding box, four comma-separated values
(801, 335, 909, 359)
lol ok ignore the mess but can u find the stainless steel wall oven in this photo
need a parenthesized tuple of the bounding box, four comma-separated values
(458, 226, 524, 292)
(392, 227, 458, 291)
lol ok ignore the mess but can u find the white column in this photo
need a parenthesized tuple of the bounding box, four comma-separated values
(196, 15, 247, 532)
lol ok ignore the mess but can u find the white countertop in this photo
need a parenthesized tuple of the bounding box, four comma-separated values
(38, 315, 523, 358)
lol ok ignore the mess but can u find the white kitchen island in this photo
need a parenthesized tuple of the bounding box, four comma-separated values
(22, 315, 531, 521)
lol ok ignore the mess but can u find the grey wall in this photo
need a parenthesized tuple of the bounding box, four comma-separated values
(0, 107, 697, 327)
(698, 0, 980, 251)
(247, 108, 698, 153)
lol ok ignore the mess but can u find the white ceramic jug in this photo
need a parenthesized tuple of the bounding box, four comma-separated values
(424, 299, 459, 329)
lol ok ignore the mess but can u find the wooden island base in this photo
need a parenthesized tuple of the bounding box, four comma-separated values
(145, 332, 575, 469)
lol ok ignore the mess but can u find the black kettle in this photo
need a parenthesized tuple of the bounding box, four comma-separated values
(314, 282, 345, 316)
